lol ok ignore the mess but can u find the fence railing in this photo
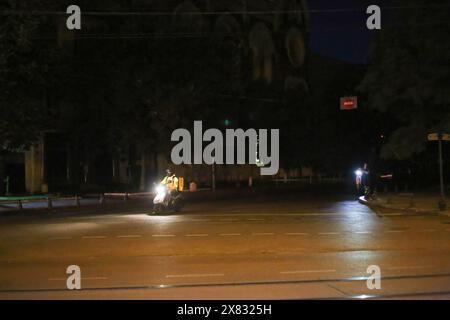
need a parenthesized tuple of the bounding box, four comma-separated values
(0, 195, 86, 211)
(0, 191, 167, 212)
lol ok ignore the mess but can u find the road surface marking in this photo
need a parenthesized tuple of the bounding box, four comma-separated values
(82, 236, 107, 239)
(219, 233, 241, 236)
(49, 236, 72, 240)
(353, 231, 372, 234)
(252, 232, 275, 236)
(152, 234, 175, 237)
(184, 213, 348, 218)
(386, 265, 432, 270)
(318, 232, 340, 235)
(48, 277, 108, 281)
(117, 235, 142, 238)
(385, 230, 404, 233)
(280, 269, 336, 275)
(186, 234, 209, 237)
(166, 273, 224, 278)
(284, 232, 308, 236)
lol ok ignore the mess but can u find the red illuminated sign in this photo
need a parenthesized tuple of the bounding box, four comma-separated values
(340, 96, 358, 110)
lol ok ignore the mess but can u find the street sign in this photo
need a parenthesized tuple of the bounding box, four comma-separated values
(428, 133, 450, 141)
(340, 96, 358, 110)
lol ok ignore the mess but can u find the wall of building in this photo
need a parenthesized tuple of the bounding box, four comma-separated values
(28, 0, 312, 193)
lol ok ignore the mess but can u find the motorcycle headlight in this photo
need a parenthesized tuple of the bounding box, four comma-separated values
(156, 185, 166, 195)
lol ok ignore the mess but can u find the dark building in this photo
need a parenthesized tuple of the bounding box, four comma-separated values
(6, 0, 310, 194)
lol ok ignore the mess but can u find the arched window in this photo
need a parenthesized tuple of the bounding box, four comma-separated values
(249, 23, 275, 83)
(285, 27, 306, 68)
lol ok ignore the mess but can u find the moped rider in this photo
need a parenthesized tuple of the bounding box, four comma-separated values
(160, 168, 179, 205)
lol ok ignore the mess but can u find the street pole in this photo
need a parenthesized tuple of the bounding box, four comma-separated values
(438, 135, 447, 210)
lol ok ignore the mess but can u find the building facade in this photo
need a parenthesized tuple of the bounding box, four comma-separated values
(17, 0, 310, 193)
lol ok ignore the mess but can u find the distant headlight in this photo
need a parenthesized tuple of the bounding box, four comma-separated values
(355, 169, 363, 177)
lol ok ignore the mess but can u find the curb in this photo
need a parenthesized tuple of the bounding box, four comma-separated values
(0, 189, 255, 217)
(358, 196, 446, 216)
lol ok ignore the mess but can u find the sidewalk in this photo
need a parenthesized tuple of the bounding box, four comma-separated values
(359, 192, 450, 216)
(0, 195, 132, 214)
(0, 188, 257, 215)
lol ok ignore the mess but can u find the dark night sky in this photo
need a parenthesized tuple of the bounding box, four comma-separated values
(308, 0, 383, 64)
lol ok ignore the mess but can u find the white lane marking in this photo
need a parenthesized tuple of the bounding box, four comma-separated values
(82, 236, 107, 239)
(284, 232, 308, 236)
(252, 232, 275, 236)
(353, 231, 372, 234)
(186, 234, 209, 237)
(219, 233, 241, 236)
(386, 265, 432, 271)
(318, 232, 340, 235)
(166, 273, 224, 278)
(48, 277, 108, 281)
(48, 236, 72, 240)
(153, 213, 352, 218)
(117, 235, 142, 238)
(280, 269, 336, 275)
(152, 234, 175, 237)
(385, 230, 404, 233)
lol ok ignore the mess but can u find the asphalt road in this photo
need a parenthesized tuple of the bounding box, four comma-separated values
(1, 193, 450, 299)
